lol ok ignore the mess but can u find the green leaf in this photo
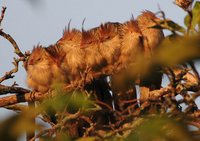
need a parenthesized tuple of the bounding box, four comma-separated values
(152, 20, 186, 34)
(184, 14, 191, 28)
(155, 35, 200, 66)
(184, 1, 200, 30)
(0, 112, 42, 141)
(166, 20, 186, 34)
(126, 116, 194, 141)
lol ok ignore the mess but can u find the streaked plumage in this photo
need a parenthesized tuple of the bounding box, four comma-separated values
(137, 11, 164, 58)
(119, 19, 143, 68)
(97, 22, 122, 73)
(57, 28, 85, 81)
(81, 29, 106, 72)
(26, 45, 66, 92)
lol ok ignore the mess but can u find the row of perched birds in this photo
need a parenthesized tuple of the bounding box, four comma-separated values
(26, 10, 164, 96)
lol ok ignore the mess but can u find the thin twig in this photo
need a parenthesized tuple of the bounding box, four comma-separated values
(0, 57, 25, 83)
(186, 121, 200, 129)
(29, 128, 52, 141)
(95, 99, 120, 114)
(29, 110, 81, 141)
(0, 6, 6, 27)
(186, 10, 193, 35)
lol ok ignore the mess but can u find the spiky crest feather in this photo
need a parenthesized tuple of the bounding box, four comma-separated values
(32, 44, 44, 53)
(123, 20, 141, 34)
(140, 10, 157, 19)
(81, 29, 99, 47)
(98, 22, 121, 42)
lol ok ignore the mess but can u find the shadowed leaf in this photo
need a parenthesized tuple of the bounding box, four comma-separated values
(155, 35, 200, 66)
(126, 116, 194, 141)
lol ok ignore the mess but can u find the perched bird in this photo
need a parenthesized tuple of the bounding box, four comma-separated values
(26, 45, 66, 93)
(97, 22, 122, 69)
(80, 22, 123, 75)
(81, 29, 106, 72)
(81, 24, 118, 126)
(136, 11, 164, 101)
(137, 11, 164, 59)
(119, 19, 143, 68)
(111, 19, 143, 112)
(57, 28, 85, 81)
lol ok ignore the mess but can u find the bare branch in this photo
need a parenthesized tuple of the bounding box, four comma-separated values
(0, 57, 25, 83)
(0, 91, 46, 107)
(0, 84, 30, 94)
(29, 110, 81, 141)
(0, 6, 6, 27)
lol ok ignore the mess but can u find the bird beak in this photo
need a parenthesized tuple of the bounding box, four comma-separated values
(24, 61, 28, 71)
(28, 60, 34, 65)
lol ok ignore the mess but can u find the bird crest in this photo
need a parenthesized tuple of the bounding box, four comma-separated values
(141, 10, 157, 19)
(123, 20, 141, 34)
(45, 45, 65, 65)
(98, 22, 119, 42)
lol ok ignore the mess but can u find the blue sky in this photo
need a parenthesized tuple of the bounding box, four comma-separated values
(0, 0, 198, 120)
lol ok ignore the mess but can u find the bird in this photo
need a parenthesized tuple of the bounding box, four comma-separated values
(57, 27, 85, 82)
(26, 45, 66, 93)
(81, 29, 107, 72)
(118, 19, 143, 69)
(137, 11, 164, 59)
(110, 19, 143, 112)
(136, 11, 164, 101)
(80, 24, 118, 127)
(97, 22, 122, 68)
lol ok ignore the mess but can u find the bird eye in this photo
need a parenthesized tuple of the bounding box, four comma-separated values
(87, 40, 93, 44)
(37, 58, 41, 62)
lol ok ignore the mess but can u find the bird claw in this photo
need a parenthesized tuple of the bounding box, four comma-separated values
(30, 91, 36, 101)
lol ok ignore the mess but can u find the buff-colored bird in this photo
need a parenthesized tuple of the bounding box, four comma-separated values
(26, 45, 66, 92)
(81, 22, 122, 74)
(137, 11, 164, 58)
(98, 22, 122, 68)
(119, 19, 143, 68)
(81, 29, 106, 72)
(137, 11, 164, 101)
(111, 19, 143, 111)
(57, 28, 85, 81)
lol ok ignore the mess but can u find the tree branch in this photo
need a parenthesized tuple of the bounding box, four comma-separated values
(0, 91, 46, 107)
(0, 6, 6, 27)
(0, 84, 30, 94)
(0, 57, 25, 83)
